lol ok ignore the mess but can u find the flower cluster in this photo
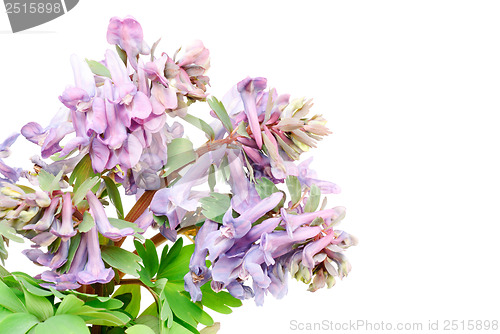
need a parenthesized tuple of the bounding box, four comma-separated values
(0, 15, 355, 332)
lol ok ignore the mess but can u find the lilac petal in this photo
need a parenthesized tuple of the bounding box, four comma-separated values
(0, 160, 21, 182)
(0, 133, 19, 154)
(20, 122, 45, 145)
(70, 54, 96, 98)
(237, 77, 267, 149)
(211, 254, 243, 285)
(117, 134, 143, 169)
(242, 248, 271, 288)
(159, 225, 177, 242)
(143, 53, 169, 86)
(99, 80, 128, 149)
(40, 271, 81, 291)
(38, 240, 69, 269)
(176, 40, 210, 68)
(22, 248, 44, 263)
(129, 91, 153, 120)
(23, 197, 59, 231)
(302, 232, 335, 269)
(87, 190, 134, 241)
(227, 218, 281, 258)
(226, 150, 261, 214)
(281, 207, 344, 237)
(107, 16, 150, 70)
(51, 193, 76, 241)
(226, 281, 254, 300)
(151, 82, 178, 114)
(59, 87, 90, 111)
(77, 226, 115, 285)
(105, 49, 137, 98)
(190, 220, 218, 273)
(31, 231, 57, 247)
(134, 210, 154, 233)
(222, 192, 283, 239)
(90, 138, 110, 173)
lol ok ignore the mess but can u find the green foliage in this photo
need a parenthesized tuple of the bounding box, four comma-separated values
(163, 138, 196, 177)
(126, 324, 156, 334)
(255, 177, 280, 199)
(78, 212, 95, 233)
(134, 239, 160, 285)
(207, 97, 233, 133)
(72, 176, 100, 206)
(0, 312, 39, 333)
(69, 154, 99, 191)
(199, 193, 230, 224)
(101, 246, 141, 277)
(35, 314, 90, 333)
(286, 175, 302, 205)
(85, 59, 112, 78)
(182, 113, 215, 140)
(304, 184, 321, 212)
(38, 169, 64, 192)
(0, 220, 25, 243)
(103, 176, 125, 219)
(199, 284, 242, 314)
(113, 285, 141, 319)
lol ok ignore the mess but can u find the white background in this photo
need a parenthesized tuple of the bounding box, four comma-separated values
(1, 1, 500, 333)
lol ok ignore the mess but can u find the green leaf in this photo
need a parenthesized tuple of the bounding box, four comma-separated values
(171, 315, 200, 334)
(126, 324, 156, 334)
(103, 176, 125, 219)
(199, 284, 242, 314)
(158, 238, 182, 278)
(85, 59, 111, 78)
(0, 312, 39, 333)
(182, 114, 215, 140)
(72, 176, 100, 206)
(113, 285, 141, 319)
(109, 218, 145, 240)
(0, 220, 24, 243)
(158, 244, 194, 281)
(135, 315, 160, 333)
(76, 308, 130, 326)
(286, 176, 301, 205)
(77, 212, 94, 233)
(23, 286, 54, 321)
(207, 165, 216, 193)
(199, 193, 230, 224)
(34, 314, 89, 334)
(85, 297, 123, 310)
(134, 239, 159, 280)
(116, 45, 127, 64)
(255, 177, 280, 199)
(17, 277, 53, 297)
(38, 169, 63, 192)
(207, 97, 233, 133)
(56, 295, 84, 315)
(101, 246, 141, 277)
(163, 284, 213, 327)
(69, 155, 98, 190)
(163, 138, 196, 176)
(304, 184, 321, 212)
(0, 279, 26, 312)
(236, 122, 250, 138)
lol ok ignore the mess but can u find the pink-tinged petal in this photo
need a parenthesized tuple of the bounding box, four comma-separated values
(105, 49, 136, 98)
(142, 112, 166, 133)
(129, 91, 152, 119)
(50, 193, 76, 241)
(237, 77, 267, 149)
(117, 134, 143, 169)
(137, 59, 150, 96)
(38, 239, 69, 269)
(302, 232, 335, 269)
(90, 138, 110, 173)
(143, 53, 169, 86)
(20, 122, 44, 145)
(86, 101, 107, 135)
(23, 197, 59, 231)
(70, 54, 96, 97)
(77, 226, 115, 284)
(87, 191, 135, 241)
(151, 83, 178, 114)
(176, 40, 210, 69)
(59, 87, 90, 110)
(60, 137, 89, 157)
(106, 16, 150, 70)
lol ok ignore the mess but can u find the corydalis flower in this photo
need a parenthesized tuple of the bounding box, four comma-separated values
(77, 225, 115, 284)
(86, 190, 134, 241)
(107, 16, 150, 70)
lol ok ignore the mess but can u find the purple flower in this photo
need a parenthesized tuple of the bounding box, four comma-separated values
(292, 158, 341, 194)
(50, 193, 76, 241)
(237, 77, 267, 149)
(21, 109, 74, 159)
(281, 207, 345, 237)
(37, 239, 69, 269)
(59, 55, 96, 112)
(0, 133, 22, 182)
(301, 231, 335, 269)
(86, 190, 134, 241)
(107, 16, 150, 70)
(77, 226, 115, 285)
(23, 197, 59, 231)
(184, 219, 218, 301)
